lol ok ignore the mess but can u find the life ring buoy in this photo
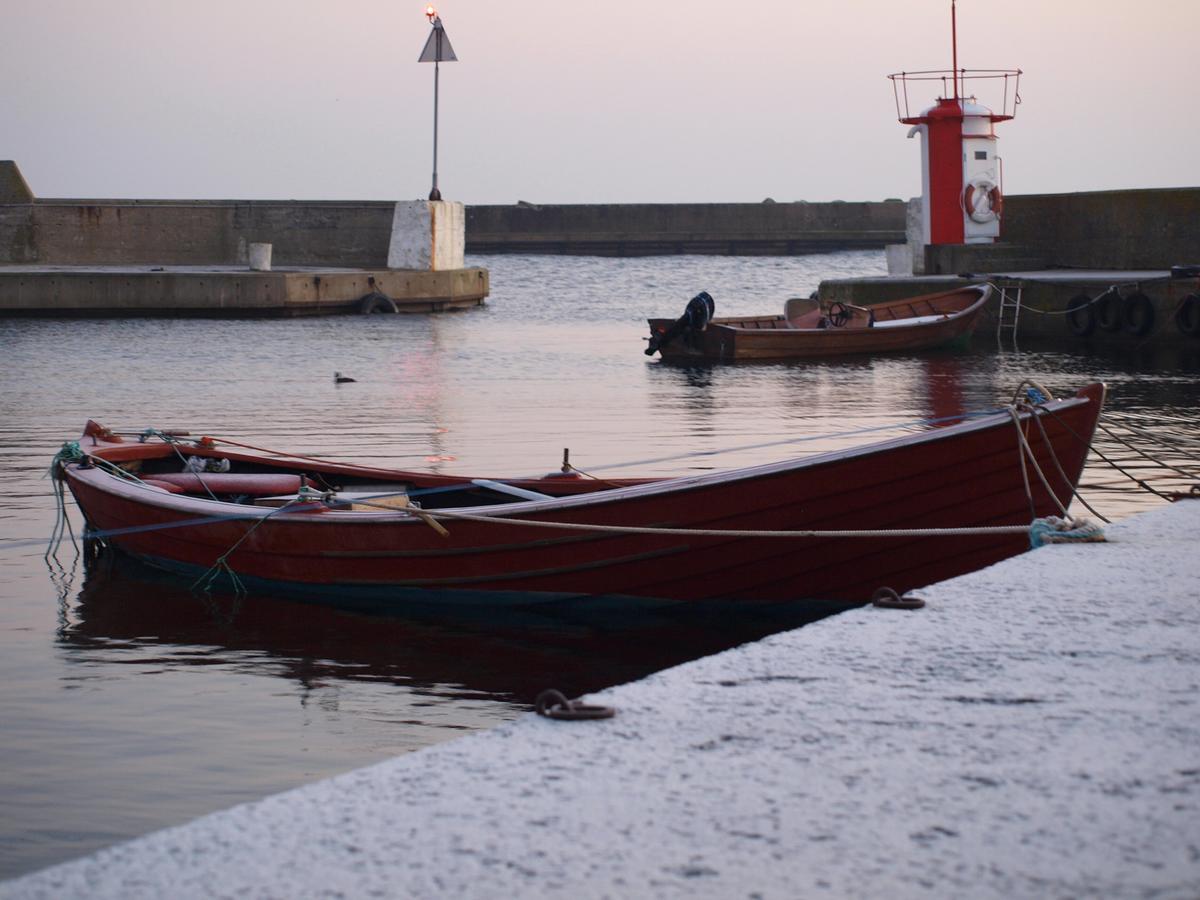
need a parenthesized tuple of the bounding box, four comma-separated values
(1095, 288, 1123, 332)
(359, 292, 398, 314)
(963, 180, 1003, 224)
(1175, 293, 1200, 337)
(1065, 295, 1096, 337)
(1122, 292, 1155, 337)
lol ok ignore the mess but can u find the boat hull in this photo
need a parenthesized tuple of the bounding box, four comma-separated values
(649, 285, 991, 361)
(62, 383, 1105, 608)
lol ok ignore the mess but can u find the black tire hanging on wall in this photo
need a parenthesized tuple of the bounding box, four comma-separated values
(1122, 292, 1155, 337)
(1176, 293, 1200, 337)
(1095, 289, 1123, 332)
(1065, 294, 1096, 337)
(359, 292, 398, 314)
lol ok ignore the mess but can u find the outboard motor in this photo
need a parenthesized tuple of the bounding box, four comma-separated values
(645, 291, 715, 355)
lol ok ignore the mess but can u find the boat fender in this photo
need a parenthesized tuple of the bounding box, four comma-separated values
(1094, 287, 1124, 332)
(359, 291, 398, 314)
(1122, 292, 1155, 337)
(963, 179, 1003, 224)
(142, 479, 186, 494)
(1175, 293, 1200, 337)
(1065, 294, 1096, 337)
(535, 689, 615, 720)
(871, 587, 925, 610)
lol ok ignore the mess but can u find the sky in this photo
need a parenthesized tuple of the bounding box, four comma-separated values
(2, 1, 1197, 205)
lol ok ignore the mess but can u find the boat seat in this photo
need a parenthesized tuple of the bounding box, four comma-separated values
(144, 472, 304, 496)
(470, 479, 554, 502)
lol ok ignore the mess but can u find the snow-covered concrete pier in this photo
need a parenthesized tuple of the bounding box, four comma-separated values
(5, 500, 1199, 899)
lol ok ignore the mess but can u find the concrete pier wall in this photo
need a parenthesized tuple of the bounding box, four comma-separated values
(0, 199, 397, 268)
(0, 265, 490, 318)
(2, 161, 1195, 269)
(1004, 187, 1200, 269)
(0, 197, 909, 266)
(924, 187, 1200, 274)
(465, 201, 909, 255)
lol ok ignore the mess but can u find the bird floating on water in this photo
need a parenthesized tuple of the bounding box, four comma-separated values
(334, 371, 356, 384)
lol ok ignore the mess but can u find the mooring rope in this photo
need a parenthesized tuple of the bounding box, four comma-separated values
(414, 508, 1037, 540)
(1029, 410, 1111, 524)
(191, 492, 322, 595)
(1007, 404, 1073, 519)
(45, 442, 88, 560)
(1096, 421, 1200, 480)
(1037, 406, 1176, 501)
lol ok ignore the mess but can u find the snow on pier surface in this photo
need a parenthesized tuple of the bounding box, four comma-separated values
(4, 501, 1199, 899)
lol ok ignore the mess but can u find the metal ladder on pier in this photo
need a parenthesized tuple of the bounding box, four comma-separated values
(994, 280, 1024, 345)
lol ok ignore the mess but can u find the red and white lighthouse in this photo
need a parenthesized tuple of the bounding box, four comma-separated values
(889, 1, 1021, 246)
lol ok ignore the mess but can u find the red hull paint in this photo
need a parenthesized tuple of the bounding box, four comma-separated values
(62, 384, 1105, 607)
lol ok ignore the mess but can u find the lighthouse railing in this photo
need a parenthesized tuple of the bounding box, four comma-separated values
(888, 69, 1022, 123)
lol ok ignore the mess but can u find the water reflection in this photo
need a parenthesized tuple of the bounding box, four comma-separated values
(4, 251, 1198, 879)
(64, 550, 853, 705)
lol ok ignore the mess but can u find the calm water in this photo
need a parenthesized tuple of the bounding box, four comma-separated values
(2, 250, 1199, 879)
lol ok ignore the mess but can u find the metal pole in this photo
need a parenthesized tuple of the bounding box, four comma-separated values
(951, 0, 959, 101)
(430, 30, 442, 201)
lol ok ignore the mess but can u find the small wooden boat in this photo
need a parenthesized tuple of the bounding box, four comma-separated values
(56, 381, 1103, 608)
(645, 284, 992, 361)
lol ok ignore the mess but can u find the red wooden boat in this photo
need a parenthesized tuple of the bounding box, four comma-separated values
(57, 381, 1104, 608)
(645, 284, 991, 361)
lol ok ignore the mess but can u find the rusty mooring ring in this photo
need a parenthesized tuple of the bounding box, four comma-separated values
(871, 587, 926, 610)
(535, 689, 616, 720)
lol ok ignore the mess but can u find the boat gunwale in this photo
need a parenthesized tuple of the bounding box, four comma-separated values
(681, 284, 992, 337)
(64, 386, 1099, 526)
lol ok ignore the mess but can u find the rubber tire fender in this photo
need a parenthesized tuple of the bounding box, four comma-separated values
(1122, 292, 1155, 337)
(1065, 295, 1096, 337)
(1175, 293, 1200, 337)
(359, 292, 398, 314)
(1095, 290, 1123, 332)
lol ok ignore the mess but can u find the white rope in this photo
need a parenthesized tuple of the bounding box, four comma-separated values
(1007, 406, 1072, 517)
(416, 508, 1033, 539)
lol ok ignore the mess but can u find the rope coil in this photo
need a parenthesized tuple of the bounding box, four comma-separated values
(1028, 516, 1106, 547)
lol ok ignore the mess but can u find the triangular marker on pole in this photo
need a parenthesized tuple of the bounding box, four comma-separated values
(418, 21, 457, 63)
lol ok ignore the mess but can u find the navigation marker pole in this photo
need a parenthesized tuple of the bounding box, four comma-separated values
(419, 6, 458, 202)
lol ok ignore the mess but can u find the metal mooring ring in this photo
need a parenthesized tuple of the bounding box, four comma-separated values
(871, 587, 926, 610)
(535, 689, 616, 721)
(1168, 484, 1200, 502)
